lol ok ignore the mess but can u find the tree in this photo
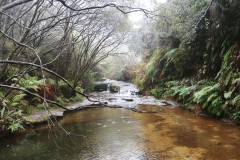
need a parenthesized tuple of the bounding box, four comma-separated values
(0, 0, 151, 135)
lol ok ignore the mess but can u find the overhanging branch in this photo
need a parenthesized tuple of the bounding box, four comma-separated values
(0, 84, 70, 110)
(0, 60, 102, 104)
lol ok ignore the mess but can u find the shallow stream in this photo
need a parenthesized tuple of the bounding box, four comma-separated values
(1, 80, 240, 159)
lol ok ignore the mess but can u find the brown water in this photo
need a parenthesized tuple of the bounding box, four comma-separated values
(0, 106, 240, 160)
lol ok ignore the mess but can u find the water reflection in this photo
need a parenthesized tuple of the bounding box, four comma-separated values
(60, 108, 147, 160)
(0, 108, 149, 160)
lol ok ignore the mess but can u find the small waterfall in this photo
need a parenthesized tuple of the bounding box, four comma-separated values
(107, 84, 110, 92)
(127, 89, 131, 95)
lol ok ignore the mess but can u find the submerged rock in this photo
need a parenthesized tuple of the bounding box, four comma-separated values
(122, 98, 134, 102)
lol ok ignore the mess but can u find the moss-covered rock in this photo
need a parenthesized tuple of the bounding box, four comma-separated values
(110, 84, 120, 92)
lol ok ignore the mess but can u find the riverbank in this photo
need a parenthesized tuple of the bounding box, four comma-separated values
(27, 94, 177, 124)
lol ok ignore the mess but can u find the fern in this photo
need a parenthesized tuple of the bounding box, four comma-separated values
(232, 78, 240, 84)
(163, 48, 179, 68)
(13, 74, 44, 91)
(202, 101, 209, 109)
(232, 95, 240, 106)
(12, 102, 20, 107)
(225, 71, 232, 86)
(165, 81, 179, 88)
(12, 93, 26, 102)
(210, 96, 223, 117)
(179, 85, 196, 97)
(224, 90, 234, 99)
(193, 83, 220, 104)
(172, 86, 182, 96)
(165, 48, 179, 60)
(207, 93, 218, 102)
(223, 46, 233, 62)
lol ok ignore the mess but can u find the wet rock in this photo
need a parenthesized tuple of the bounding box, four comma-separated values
(94, 82, 108, 91)
(107, 98, 118, 101)
(160, 101, 172, 106)
(28, 110, 64, 124)
(122, 98, 134, 102)
(110, 84, 120, 92)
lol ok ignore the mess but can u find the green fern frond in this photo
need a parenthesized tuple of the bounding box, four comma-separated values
(207, 93, 218, 102)
(172, 86, 181, 96)
(193, 86, 212, 103)
(58, 80, 68, 87)
(11, 102, 19, 107)
(203, 101, 209, 109)
(13, 74, 44, 91)
(13, 94, 26, 102)
(223, 46, 233, 62)
(232, 78, 240, 84)
(164, 48, 179, 67)
(224, 90, 233, 99)
(225, 71, 232, 85)
(1, 107, 5, 118)
(210, 97, 223, 116)
(25, 85, 40, 91)
(232, 95, 240, 105)
(193, 83, 220, 103)
(165, 81, 179, 88)
(165, 48, 179, 59)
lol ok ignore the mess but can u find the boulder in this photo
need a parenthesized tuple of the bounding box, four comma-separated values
(110, 84, 120, 92)
(94, 82, 108, 92)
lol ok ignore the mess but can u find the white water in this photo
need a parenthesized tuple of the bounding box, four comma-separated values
(107, 84, 110, 92)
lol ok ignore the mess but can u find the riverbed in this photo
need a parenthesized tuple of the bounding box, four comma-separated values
(0, 80, 240, 159)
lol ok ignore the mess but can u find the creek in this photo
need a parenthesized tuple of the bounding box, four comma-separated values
(0, 80, 240, 160)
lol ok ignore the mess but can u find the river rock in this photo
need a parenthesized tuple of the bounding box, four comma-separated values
(110, 84, 120, 92)
(122, 98, 134, 102)
(93, 82, 108, 91)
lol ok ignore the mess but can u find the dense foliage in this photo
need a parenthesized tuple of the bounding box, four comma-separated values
(131, 0, 240, 123)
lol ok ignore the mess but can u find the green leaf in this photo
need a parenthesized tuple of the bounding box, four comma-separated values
(232, 95, 240, 105)
(225, 71, 232, 86)
(202, 101, 208, 109)
(207, 93, 218, 102)
(1, 107, 5, 118)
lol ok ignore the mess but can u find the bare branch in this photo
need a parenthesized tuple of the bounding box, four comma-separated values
(0, 60, 102, 104)
(0, 0, 34, 12)
(189, 0, 214, 31)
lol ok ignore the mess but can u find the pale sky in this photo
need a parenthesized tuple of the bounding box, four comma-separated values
(129, 0, 167, 23)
